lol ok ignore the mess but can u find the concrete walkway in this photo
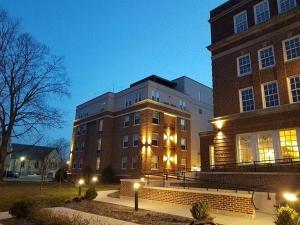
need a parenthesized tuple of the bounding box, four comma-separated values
(95, 190, 274, 225)
(50, 207, 139, 225)
(0, 212, 11, 220)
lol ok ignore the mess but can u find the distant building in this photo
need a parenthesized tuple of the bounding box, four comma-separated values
(69, 75, 213, 178)
(4, 144, 61, 177)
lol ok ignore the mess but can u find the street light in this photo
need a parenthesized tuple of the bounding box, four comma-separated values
(78, 179, 85, 196)
(19, 156, 26, 177)
(133, 182, 140, 211)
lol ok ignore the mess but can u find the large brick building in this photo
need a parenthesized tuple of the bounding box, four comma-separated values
(69, 75, 213, 178)
(201, 0, 300, 171)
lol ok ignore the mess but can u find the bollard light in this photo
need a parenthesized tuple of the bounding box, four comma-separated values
(78, 179, 85, 196)
(133, 182, 140, 211)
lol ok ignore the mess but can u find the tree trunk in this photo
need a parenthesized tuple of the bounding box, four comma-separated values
(0, 140, 9, 182)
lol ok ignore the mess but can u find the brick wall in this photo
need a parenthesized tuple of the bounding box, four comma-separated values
(120, 179, 255, 216)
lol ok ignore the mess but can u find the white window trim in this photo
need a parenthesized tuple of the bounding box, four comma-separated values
(282, 35, 300, 62)
(287, 74, 300, 103)
(258, 45, 276, 70)
(254, 0, 270, 25)
(122, 136, 129, 148)
(277, 0, 297, 14)
(131, 156, 138, 169)
(261, 80, 280, 108)
(121, 157, 127, 170)
(233, 10, 248, 34)
(239, 86, 255, 113)
(123, 115, 130, 127)
(237, 53, 252, 77)
(133, 134, 139, 147)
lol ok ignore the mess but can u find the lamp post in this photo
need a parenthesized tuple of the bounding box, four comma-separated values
(19, 156, 25, 177)
(91, 176, 98, 188)
(78, 179, 85, 196)
(133, 182, 140, 211)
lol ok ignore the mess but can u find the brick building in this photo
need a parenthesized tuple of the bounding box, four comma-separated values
(69, 75, 213, 178)
(201, 0, 300, 172)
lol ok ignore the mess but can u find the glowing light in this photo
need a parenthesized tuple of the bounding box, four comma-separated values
(283, 192, 298, 202)
(66, 160, 70, 165)
(133, 182, 140, 190)
(92, 176, 98, 183)
(213, 120, 224, 130)
(78, 179, 85, 186)
(20, 156, 26, 162)
(140, 177, 145, 182)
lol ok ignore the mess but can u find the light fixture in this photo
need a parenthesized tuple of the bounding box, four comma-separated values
(133, 182, 140, 190)
(140, 177, 145, 182)
(213, 120, 224, 130)
(20, 156, 26, 162)
(92, 176, 98, 183)
(78, 179, 85, 186)
(283, 192, 298, 202)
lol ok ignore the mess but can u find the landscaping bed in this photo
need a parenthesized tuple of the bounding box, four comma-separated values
(66, 200, 193, 225)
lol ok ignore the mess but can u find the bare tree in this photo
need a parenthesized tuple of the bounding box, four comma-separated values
(0, 9, 70, 181)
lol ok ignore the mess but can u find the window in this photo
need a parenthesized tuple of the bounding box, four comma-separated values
(234, 10, 248, 33)
(135, 92, 142, 103)
(151, 155, 159, 170)
(34, 161, 39, 168)
(152, 133, 159, 146)
(279, 129, 299, 159)
(181, 158, 187, 168)
(73, 162, 76, 169)
(80, 142, 85, 151)
(151, 90, 160, 102)
(97, 138, 102, 151)
(277, 0, 297, 13)
(79, 160, 83, 169)
(181, 138, 187, 150)
(152, 111, 160, 124)
(123, 136, 129, 148)
(133, 134, 139, 147)
(96, 157, 101, 170)
(237, 134, 253, 163)
(99, 120, 103, 132)
(123, 115, 130, 127)
(262, 81, 280, 108)
(134, 112, 140, 125)
(258, 46, 275, 69)
(132, 156, 138, 169)
(283, 36, 300, 61)
(239, 87, 255, 112)
(254, 0, 270, 24)
(20, 161, 25, 168)
(121, 156, 127, 169)
(258, 132, 275, 163)
(237, 54, 252, 76)
(180, 119, 186, 131)
(125, 96, 132, 107)
(209, 145, 215, 168)
(289, 75, 300, 103)
(179, 100, 187, 111)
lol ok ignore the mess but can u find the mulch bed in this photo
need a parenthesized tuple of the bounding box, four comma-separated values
(66, 200, 193, 225)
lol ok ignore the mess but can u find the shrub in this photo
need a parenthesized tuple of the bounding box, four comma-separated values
(101, 166, 117, 183)
(84, 187, 98, 200)
(274, 205, 299, 225)
(72, 197, 83, 203)
(9, 200, 36, 218)
(190, 202, 210, 221)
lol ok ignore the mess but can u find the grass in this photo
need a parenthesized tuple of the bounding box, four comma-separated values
(0, 181, 119, 212)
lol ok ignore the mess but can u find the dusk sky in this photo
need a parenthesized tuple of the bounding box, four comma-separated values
(1, 0, 226, 144)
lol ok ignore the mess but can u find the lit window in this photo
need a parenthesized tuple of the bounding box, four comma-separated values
(283, 36, 300, 61)
(180, 119, 186, 131)
(289, 76, 300, 103)
(152, 133, 159, 146)
(122, 136, 129, 148)
(181, 138, 187, 150)
(237, 134, 253, 163)
(121, 156, 127, 169)
(99, 119, 103, 131)
(254, 0, 270, 24)
(123, 115, 130, 127)
(96, 157, 101, 170)
(258, 46, 275, 69)
(209, 145, 215, 168)
(151, 155, 159, 170)
(262, 81, 280, 108)
(134, 112, 140, 125)
(234, 10, 248, 33)
(258, 133, 275, 163)
(152, 111, 160, 124)
(279, 129, 299, 159)
(237, 54, 252, 76)
(97, 138, 102, 151)
(277, 0, 297, 13)
(133, 134, 139, 147)
(240, 87, 255, 112)
(132, 156, 138, 169)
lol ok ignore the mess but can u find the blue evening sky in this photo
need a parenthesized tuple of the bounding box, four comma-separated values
(0, 0, 226, 144)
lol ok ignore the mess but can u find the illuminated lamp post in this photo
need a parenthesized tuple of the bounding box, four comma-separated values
(78, 178, 85, 196)
(133, 182, 140, 211)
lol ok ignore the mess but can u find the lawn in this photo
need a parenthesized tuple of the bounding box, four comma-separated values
(0, 181, 119, 212)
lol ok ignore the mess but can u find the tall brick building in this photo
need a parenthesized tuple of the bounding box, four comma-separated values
(202, 0, 300, 170)
(69, 75, 213, 178)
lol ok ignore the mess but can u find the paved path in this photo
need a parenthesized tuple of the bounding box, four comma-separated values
(0, 212, 11, 220)
(49, 207, 139, 225)
(95, 190, 274, 225)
